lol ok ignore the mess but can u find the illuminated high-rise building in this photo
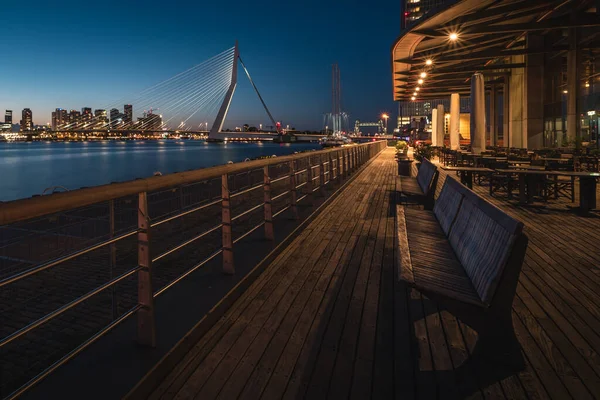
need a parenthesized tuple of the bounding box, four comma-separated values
(20, 108, 33, 131)
(69, 110, 82, 128)
(402, 0, 447, 29)
(95, 109, 108, 128)
(52, 108, 69, 130)
(124, 104, 133, 126)
(5, 110, 12, 124)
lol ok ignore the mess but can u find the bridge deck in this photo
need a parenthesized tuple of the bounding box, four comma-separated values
(147, 148, 600, 399)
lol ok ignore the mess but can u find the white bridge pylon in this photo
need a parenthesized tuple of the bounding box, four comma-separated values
(208, 42, 279, 141)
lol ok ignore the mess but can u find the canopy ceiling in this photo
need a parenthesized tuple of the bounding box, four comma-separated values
(392, 0, 600, 101)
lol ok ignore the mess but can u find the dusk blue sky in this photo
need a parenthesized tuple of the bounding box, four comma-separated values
(0, 0, 401, 131)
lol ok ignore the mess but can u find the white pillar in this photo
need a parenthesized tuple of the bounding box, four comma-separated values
(431, 109, 438, 146)
(450, 93, 460, 150)
(436, 104, 445, 146)
(470, 73, 486, 154)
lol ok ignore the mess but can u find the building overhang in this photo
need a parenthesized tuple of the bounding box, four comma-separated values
(392, 0, 600, 101)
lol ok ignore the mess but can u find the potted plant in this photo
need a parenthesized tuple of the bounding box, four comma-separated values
(395, 140, 412, 176)
(395, 140, 408, 159)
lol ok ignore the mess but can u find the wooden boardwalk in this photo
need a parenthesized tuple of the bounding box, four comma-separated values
(146, 147, 600, 399)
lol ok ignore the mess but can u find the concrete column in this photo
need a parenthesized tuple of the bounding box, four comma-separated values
(509, 55, 526, 148)
(490, 85, 496, 146)
(471, 73, 486, 154)
(524, 34, 545, 149)
(431, 108, 438, 146)
(436, 104, 445, 146)
(503, 81, 510, 148)
(450, 93, 460, 150)
(567, 24, 581, 147)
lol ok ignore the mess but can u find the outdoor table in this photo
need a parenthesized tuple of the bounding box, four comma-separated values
(508, 165, 546, 171)
(495, 169, 564, 205)
(441, 166, 493, 189)
(559, 171, 600, 213)
(507, 160, 531, 166)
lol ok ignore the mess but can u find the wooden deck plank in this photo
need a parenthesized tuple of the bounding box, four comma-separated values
(143, 151, 600, 400)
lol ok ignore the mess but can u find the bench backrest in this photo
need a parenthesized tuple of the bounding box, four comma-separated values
(433, 178, 464, 235)
(416, 158, 438, 196)
(445, 181, 524, 305)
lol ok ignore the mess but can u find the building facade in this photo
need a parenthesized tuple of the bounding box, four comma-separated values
(5, 110, 12, 124)
(52, 108, 68, 130)
(20, 108, 33, 131)
(124, 104, 133, 127)
(402, 0, 448, 29)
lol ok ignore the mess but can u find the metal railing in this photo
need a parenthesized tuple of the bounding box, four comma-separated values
(0, 140, 387, 399)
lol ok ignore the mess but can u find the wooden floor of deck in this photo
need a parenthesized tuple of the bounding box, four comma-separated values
(147, 147, 600, 399)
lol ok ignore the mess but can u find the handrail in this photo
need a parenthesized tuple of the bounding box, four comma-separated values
(0, 140, 388, 398)
(0, 142, 382, 226)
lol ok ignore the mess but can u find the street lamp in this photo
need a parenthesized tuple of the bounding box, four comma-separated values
(425, 59, 433, 66)
(449, 32, 458, 41)
(420, 72, 427, 78)
(382, 113, 389, 134)
(418, 79, 424, 85)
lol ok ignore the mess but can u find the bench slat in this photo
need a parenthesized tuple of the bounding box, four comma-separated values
(396, 206, 414, 284)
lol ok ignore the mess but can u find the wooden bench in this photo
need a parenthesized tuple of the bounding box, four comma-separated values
(397, 157, 439, 210)
(396, 177, 529, 364)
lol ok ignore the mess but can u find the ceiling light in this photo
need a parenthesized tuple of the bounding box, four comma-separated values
(413, 92, 417, 96)
(418, 79, 424, 84)
(425, 59, 433, 65)
(449, 33, 458, 41)
(416, 87, 420, 91)
(420, 72, 427, 78)
(563, 90, 568, 94)
(411, 96, 416, 101)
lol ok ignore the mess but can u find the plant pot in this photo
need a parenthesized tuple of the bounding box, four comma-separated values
(397, 159, 413, 177)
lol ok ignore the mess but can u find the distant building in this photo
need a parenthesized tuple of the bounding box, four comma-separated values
(109, 108, 123, 128)
(5, 110, 12, 124)
(124, 104, 133, 126)
(20, 108, 33, 131)
(136, 111, 162, 131)
(95, 109, 108, 128)
(51, 108, 68, 130)
(402, 0, 448, 28)
(81, 107, 93, 127)
(69, 110, 81, 128)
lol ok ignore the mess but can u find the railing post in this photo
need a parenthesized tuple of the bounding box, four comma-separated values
(222, 174, 234, 274)
(290, 160, 299, 220)
(137, 192, 156, 347)
(263, 166, 274, 241)
(338, 150, 343, 178)
(345, 149, 349, 177)
(109, 199, 117, 321)
(306, 156, 314, 205)
(320, 154, 326, 196)
(329, 152, 336, 181)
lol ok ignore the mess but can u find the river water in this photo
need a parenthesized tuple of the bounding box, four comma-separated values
(0, 141, 321, 201)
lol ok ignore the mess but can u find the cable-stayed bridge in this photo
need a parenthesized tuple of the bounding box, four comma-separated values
(47, 43, 324, 142)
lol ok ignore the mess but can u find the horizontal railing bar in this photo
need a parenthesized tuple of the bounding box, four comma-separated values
(233, 222, 265, 244)
(230, 183, 263, 198)
(152, 224, 223, 263)
(297, 194, 308, 203)
(311, 176, 319, 181)
(310, 165, 319, 169)
(296, 182, 307, 189)
(270, 175, 288, 184)
(312, 187, 320, 193)
(324, 180, 331, 185)
(151, 199, 221, 228)
(325, 171, 330, 175)
(272, 205, 290, 218)
(231, 203, 264, 222)
(272, 191, 291, 201)
(0, 267, 140, 349)
(6, 304, 141, 400)
(0, 142, 384, 226)
(0, 230, 138, 289)
(154, 249, 222, 298)
(294, 168, 308, 175)
(323, 161, 330, 165)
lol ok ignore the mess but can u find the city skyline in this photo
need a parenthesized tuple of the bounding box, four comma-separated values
(0, 0, 401, 131)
